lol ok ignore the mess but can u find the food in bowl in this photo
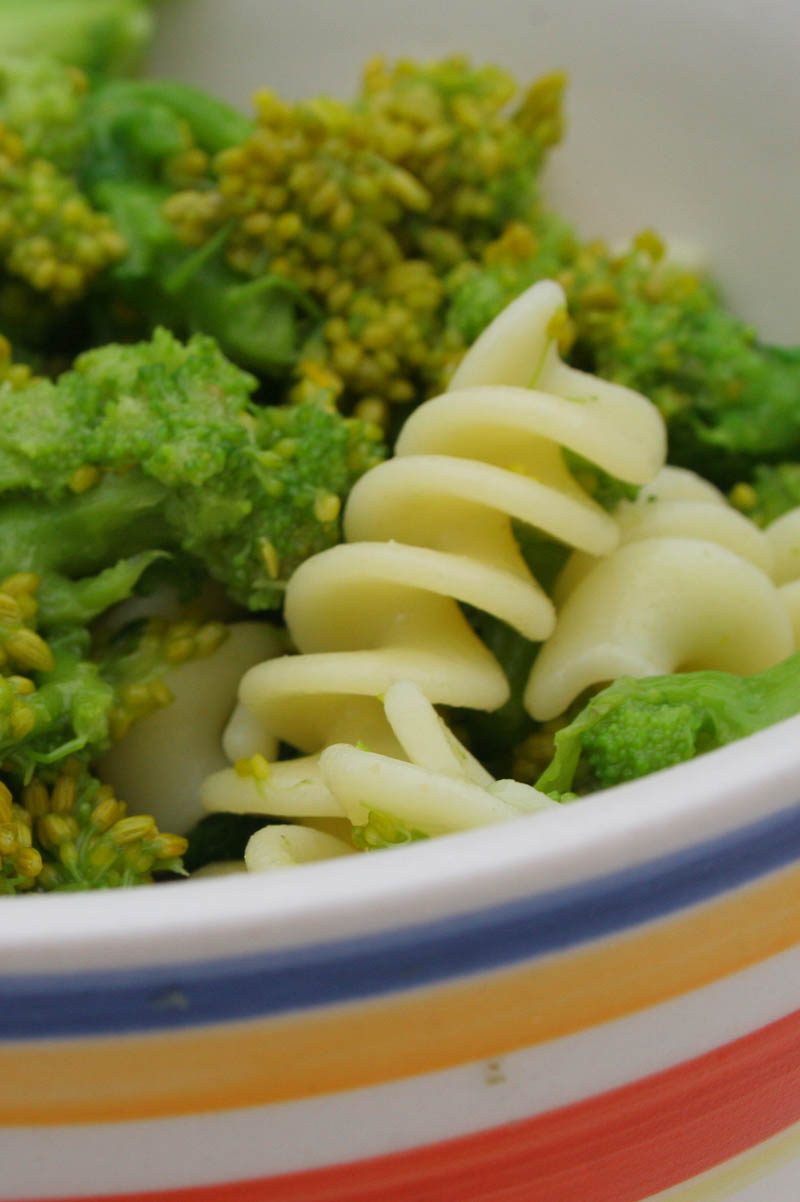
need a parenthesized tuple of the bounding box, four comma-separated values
(0, 14, 798, 893)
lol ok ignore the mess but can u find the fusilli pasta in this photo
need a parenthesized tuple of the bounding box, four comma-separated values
(767, 508, 800, 645)
(526, 468, 794, 720)
(202, 280, 665, 829)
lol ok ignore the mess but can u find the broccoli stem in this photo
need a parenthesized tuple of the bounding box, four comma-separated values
(0, 474, 169, 581)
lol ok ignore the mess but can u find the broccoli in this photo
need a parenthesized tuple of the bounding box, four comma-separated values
(361, 59, 564, 242)
(447, 229, 800, 486)
(161, 59, 565, 417)
(0, 326, 384, 610)
(0, 566, 224, 775)
(0, 578, 238, 893)
(183, 811, 275, 874)
(445, 215, 577, 343)
(0, 1, 158, 79)
(0, 58, 259, 362)
(0, 760, 186, 894)
(730, 464, 800, 528)
(0, 54, 89, 169)
(0, 122, 126, 305)
(536, 654, 800, 795)
(0, 324, 380, 893)
(351, 808, 429, 851)
(71, 76, 317, 372)
(0, 333, 35, 391)
(0, 58, 131, 354)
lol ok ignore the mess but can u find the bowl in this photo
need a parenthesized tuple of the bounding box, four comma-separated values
(4, 3, 800, 1200)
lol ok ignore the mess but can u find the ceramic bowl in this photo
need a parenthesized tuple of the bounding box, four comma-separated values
(3, 2, 800, 1200)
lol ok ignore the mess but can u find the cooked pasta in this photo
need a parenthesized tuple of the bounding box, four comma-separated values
(102, 622, 285, 832)
(767, 508, 800, 645)
(526, 469, 794, 720)
(202, 280, 665, 828)
(203, 679, 555, 848)
(553, 467, 775, 602)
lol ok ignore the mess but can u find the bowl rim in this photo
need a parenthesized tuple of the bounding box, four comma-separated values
(3, 713, 799, 971)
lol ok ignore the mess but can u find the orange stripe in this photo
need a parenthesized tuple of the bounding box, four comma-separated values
(3, 861, 800, 1125)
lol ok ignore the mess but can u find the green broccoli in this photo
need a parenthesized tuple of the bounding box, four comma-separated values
(72, 75, 318, 372)
(0, 326, 384, 610)
(447, 229, 800, 486)
(730, 464, 800, 528)
(0, 760, 187, 894)
(0, 567, 222, 775)
(0, 122, 126, 305)
(351, 808, 429, 851)
(0, 1, 158, 78)
(357, 58, 565, 250)
(445, 214, 577, 343)
(0, 54, 90, 169)
(536, 654, 800, 795)
(160, 60, 565, 417)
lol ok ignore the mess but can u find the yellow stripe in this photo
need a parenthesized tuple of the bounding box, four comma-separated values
(3, 861, 800, 1125)
(649, 1119, 800, 1201)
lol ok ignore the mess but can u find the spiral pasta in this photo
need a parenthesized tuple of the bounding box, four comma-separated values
(767, 508, 800, 645)
(526, 468, 794, 720)
(202, 279, 666, 826)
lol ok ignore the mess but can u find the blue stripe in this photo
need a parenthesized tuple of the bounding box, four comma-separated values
(2, 798, 800, 1041)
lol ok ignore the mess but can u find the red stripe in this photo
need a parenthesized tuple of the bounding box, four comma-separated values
(18, 1007, 800, 1202)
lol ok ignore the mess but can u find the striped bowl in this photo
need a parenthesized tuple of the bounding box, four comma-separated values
(4, 720, 800, 1201)
(5, 1, 800, 1198)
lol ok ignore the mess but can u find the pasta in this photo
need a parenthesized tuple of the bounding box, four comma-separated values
(767, 508, 800, 645)
(201, 280, 665, 833)
(526, 468, 794, 720)
(102, 622, 284, 832)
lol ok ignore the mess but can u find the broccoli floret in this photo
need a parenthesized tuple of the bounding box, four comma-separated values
(0, 579, 166, 780)
(445, 216, 577, 343)
(357, 58, 565, 252)
(0, 55, 89, 168)
(0, 761, 186, 894)
(565, 237, 800, 484)
(0, 569, 230, 828)
(536, 655, 800, 795)
(0, 1, 157, 78)
(98, 614, 229, 741)
(0, 625, 113, 779)
(0, 326, 384, 609)
(730, 464, 800, 528)
(161, 60, 565, 417)
(0, 332, 36, 391)
(0, 123, 126, 305)
(446, 227, 800, 486)
(71, 76, 312, 371)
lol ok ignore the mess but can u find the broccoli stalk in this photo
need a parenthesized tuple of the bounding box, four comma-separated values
(537, 654, 800, 795)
